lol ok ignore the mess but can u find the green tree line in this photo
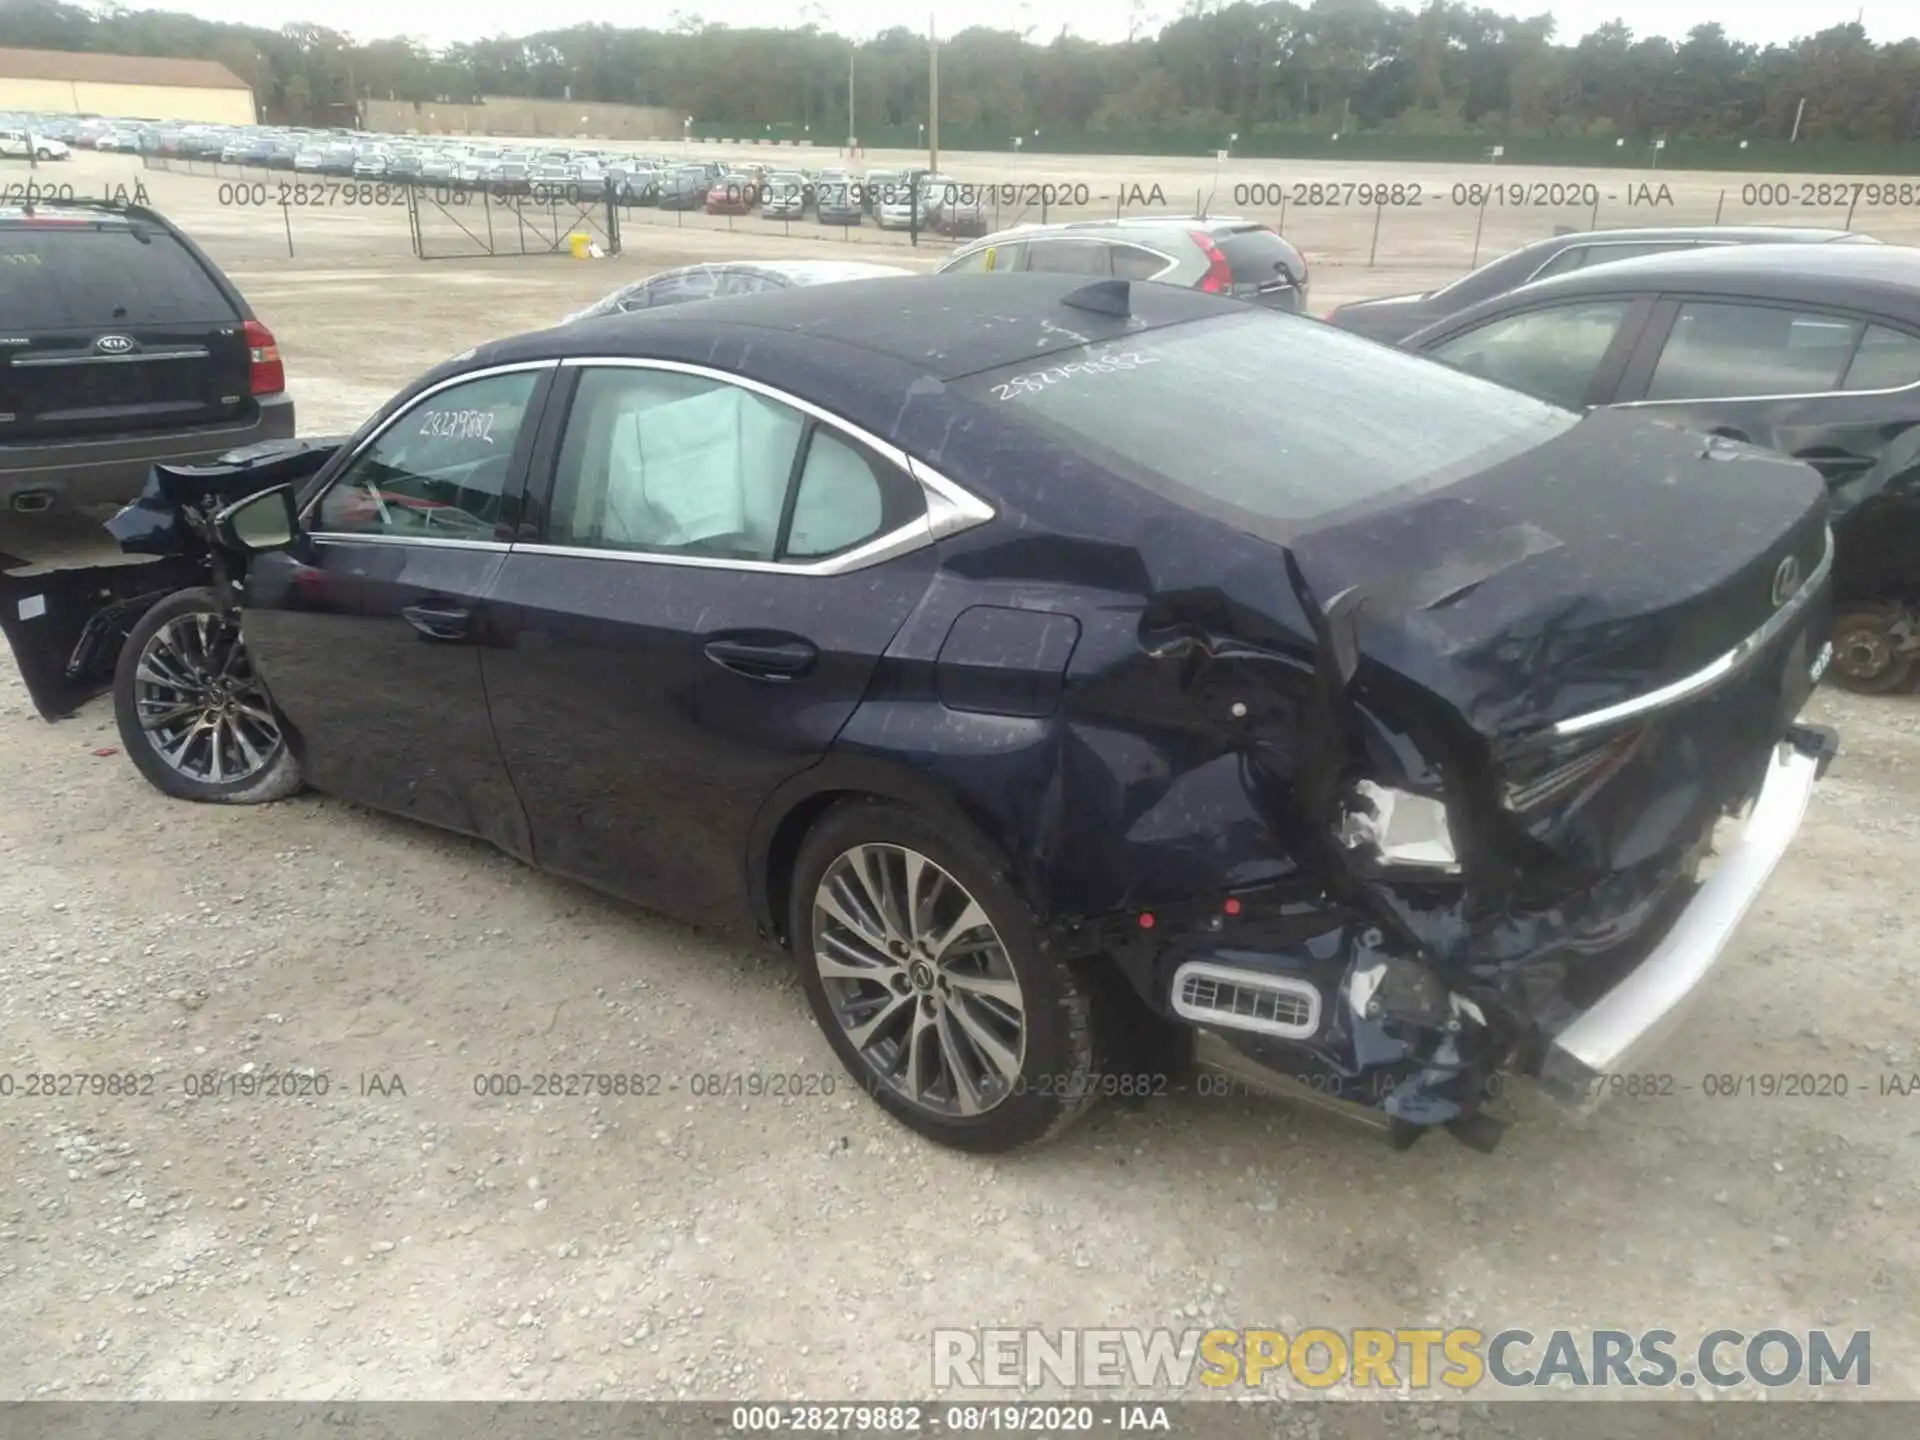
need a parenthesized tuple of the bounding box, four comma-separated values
(3, 0, 1918, 144)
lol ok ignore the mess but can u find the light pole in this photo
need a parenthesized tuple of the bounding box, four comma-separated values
(928, 14, 940, 173)
(847, 47, 856, 157)
(1012, 134, 1022, 181)
(683, 115, 692, 148)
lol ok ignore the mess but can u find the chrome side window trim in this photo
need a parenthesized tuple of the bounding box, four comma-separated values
(551, 356, 998, 564)
(1614, 308, 1920, 406)
(296, 359, 562, 524)
(912, 457, 997, 541)
(513, 517, 936, 577)
(309, 533, 511, 553)
(1613, 373, 1920, 406)
(297, 356, 998, 576)
(1548, 527, 1834, 739)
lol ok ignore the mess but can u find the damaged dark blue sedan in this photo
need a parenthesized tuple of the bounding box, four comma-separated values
(0, 272, 1840, 1154)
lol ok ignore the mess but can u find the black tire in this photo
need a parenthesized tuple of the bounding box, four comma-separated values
(112, 586, 303, 804)
(1829, 605, 1915, 695)
(789, 798, 1097, 1154)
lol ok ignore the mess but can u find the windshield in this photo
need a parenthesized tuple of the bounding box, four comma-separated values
(955, 309, 1581, 533)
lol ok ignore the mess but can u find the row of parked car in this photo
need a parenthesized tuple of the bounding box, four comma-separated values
(1, 109, 993, 233)
(0, 201, 1893, 1160)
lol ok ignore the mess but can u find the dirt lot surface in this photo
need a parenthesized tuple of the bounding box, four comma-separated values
(2, 151, 1918, 1408)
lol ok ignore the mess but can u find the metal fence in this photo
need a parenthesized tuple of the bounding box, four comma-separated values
(141, 154, 625, 260)
(126, 152, 1920, 278)
(406, 182, 622, 260)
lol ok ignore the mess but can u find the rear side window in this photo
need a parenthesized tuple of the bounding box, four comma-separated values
(0, 225, 235, 328)
(1110, 244, 1171, 281)
(1026, 241, 1110, 276)
(1428, 299, 1634, 410)
(941, 247, 995, 275)
(1535, 241, 1694, 280)
(1841, 324, 1920, 391)
(1647, 301, 1863, 401)
(959, 310, 1580, 532)
(646, 269, 721, 306)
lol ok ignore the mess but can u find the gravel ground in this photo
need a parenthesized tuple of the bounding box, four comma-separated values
(1, 153, 1917, 1410)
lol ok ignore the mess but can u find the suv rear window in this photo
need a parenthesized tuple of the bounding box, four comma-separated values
(0, 223, 235, 329)
(958, 310, 1580, 533)
(1212, 227, 1301, 288)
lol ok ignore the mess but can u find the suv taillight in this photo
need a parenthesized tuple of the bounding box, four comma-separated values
(243, 319, 284, 395)
(1191, 230, 1234, 293)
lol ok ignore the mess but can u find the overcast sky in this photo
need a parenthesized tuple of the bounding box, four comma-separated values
(148, 0, 1908, 50)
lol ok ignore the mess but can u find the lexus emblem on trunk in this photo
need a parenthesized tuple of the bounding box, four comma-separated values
(1771, 555, 1803, 607)
(95, 334, 136, 354)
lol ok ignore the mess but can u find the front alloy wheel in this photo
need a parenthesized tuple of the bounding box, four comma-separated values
(112, 586, 303, 804)
(133, 612, 283, 785)
(790, 801, 1098, 1153)
(814, 844, 1027, 1117)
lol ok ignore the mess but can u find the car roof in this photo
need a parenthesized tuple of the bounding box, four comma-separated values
(501, 271, 1232, 384)
(1480, 239, 1920, 320)
(678, 260, 917, 283)
(1504, 224, 1859, 256)
(958, 214, 1274, 249)
(0, 202, 138, 228)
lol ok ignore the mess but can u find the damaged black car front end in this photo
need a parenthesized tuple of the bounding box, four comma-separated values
(0, 437, 346, 721)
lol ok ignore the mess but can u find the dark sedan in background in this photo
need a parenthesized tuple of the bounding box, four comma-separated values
(1402, 241, 1920, 692)
(0, 274, 1837, 1158)
(1327, 225, 1877, 343)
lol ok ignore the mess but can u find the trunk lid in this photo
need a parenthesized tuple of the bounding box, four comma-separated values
(1288, 406, 1831, 742)
(0, 215, 251, 442)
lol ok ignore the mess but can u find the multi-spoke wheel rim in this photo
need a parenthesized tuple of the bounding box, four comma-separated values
(813, 844, 1027, 1118)
(133, 613, 282, 785)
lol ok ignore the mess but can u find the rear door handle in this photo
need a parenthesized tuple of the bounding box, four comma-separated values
(401, 603, 471, 641)
(703, 636, 817, 680)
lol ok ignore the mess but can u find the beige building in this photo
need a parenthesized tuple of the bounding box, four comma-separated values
(364, 96, 681, 142)
(0, 48, 255, 125)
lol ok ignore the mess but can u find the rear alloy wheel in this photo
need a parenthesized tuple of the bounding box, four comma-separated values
(1829, 606, 1915, 695)
(112, 587, 303, 804)
(791, 802, 1097, 1153)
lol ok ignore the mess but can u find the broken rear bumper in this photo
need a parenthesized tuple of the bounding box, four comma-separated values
(1537, 722, 1839, 1109)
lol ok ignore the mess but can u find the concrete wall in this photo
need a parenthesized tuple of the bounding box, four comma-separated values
(361, 96, 680, 141)
(0, 77, 254, 124)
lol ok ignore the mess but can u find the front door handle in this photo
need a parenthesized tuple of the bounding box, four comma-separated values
(401, 602, 471, 641)
(703, 635, 817, 680)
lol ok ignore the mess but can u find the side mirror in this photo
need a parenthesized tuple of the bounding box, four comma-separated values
(215, 483, 299, 553)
